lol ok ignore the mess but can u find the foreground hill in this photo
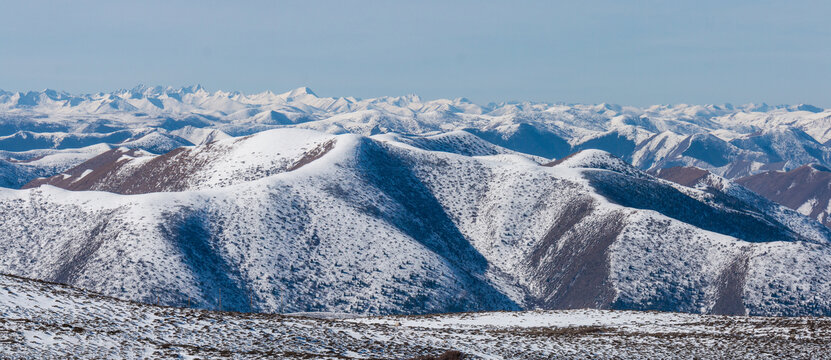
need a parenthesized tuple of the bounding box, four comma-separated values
(4, 128, 831, 316)
(1, 273, 829, 359)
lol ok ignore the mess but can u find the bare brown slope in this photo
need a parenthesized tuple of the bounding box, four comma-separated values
(711, 251, 750, 316)
(736, 164, 831, 228)
(543, 151, 579, 167)
(22, 139, 336, 194)
(22, 148, 145, 191)
(22, 145, 211, 194)
(525, 196, 625, 309)
(651, 166, 710, 187)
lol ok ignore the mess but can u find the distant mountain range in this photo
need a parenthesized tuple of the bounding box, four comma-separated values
(2, 86, 831, 316)
(656, 164, 831, 230)
(0, 86, 830, 181)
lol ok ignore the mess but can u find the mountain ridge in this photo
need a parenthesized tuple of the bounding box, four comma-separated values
(3, 86, 831, 188)
(4, 87, 831, 317)
(4, 129, 831, 316)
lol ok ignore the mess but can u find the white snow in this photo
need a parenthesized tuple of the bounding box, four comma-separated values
(1, 128, 831, 317)
(798, 198, 818, 216)
(1, 273, 829, 359)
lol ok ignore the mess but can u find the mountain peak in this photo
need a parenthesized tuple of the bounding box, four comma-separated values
(548, 149, 627, 169)
(797, 104, 824, 113)
(288, 86, 316, 97)
(182, 84, 207, 94)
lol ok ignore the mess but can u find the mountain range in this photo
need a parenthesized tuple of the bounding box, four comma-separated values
(2, 85, 831, 187)
(2, 86, 831, 317)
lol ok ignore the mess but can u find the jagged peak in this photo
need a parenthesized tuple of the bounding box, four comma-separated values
(282, 86, 317, 99)
(185, 84, 206, 93)
(797, 104, 824, 113)
(1, 86, 829, 119)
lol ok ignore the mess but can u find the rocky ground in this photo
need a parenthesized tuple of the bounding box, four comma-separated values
(2, 273, 830, 359)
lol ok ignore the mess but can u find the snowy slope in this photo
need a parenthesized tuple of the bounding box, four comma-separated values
(2, 273, 831, 359)
(4, 129, 831, 317)
(656, 164, 831, 232)
(0, 144, 112, 188)
(737, 164, 831, 228)
(3, 86, 831, 183)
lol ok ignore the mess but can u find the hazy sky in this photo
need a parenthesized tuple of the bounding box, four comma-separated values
(1, 1, 829, 106)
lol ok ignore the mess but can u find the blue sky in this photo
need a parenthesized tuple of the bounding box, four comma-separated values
(0, 1, 829, 106)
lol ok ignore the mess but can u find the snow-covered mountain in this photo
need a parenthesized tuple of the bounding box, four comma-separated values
(655, 165, 831, 230)
(3, 128, 831, 317)
(2, 86, 831, 186)
(736, 165, 831, 228)
(4, 86, 831, 317)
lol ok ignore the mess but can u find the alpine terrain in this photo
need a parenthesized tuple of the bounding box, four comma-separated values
(2, 86, 831, 357)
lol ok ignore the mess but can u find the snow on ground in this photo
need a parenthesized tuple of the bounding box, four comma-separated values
(1, 273, 830, 359)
